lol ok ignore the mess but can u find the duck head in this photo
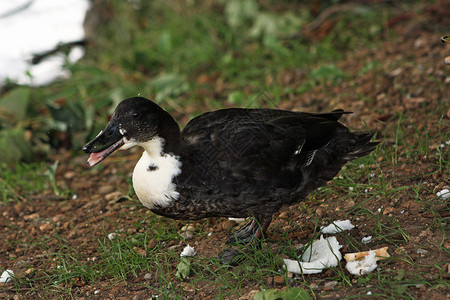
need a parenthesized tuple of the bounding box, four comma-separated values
(83, 97, 180, 166)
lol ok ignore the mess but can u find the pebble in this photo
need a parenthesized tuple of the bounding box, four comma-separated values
(179, 230, 193, 240)
(144, 273, 152, 280)
(39, 223, 53, 232)
(25, 268, 34, 275)
(315, 207, 325, 217)
(417, 248, 428, 256)
(105, 192, 122, 201)
(107, 233, 117, 240)
(221, 220, 237, 230)
(324, 280, 338, 290)
(181, 224, 196, 232)
(390, 67, 403, 77)
(278, 211, 289, 219)
(98, 185, 115, 194)
(239, 290, 259, 300)
(64, 171, 76, 179)
(136, 248, 146, 256)
(23, 213, 40, 221)
(273, 275, 285, 285)
(345, 200, 355, 207)
(309, 282, 318, 289)
(148, 238, 157, 249)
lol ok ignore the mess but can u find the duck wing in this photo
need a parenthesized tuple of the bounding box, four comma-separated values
(179, 108, 348, 196)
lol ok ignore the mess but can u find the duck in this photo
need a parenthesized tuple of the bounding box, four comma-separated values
(83, 97, 378, 253)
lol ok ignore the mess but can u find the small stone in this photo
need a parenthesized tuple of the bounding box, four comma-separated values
(144, 273, 152, 280)
(445, 56, 450, 65)
(23, 213, 39, 221)
(315, 207, 325, 216)
(148, 238, 157, 249)
(324, 280, 338, 290)
(105, 192, 122, 201)
(107, 233, 117, 240)
(417, 248, 428, 256)
(309, 282, 318, 289)
(221, 220, 237, 230)
(98, 185, 115, 194)
(179, 230, 193, 240)
(39, 223, 53, 232)
(64, 171, 76, 179)
(62, 222, 70, 230)
(278, 211, 289, 219)
(51, 215, 64, 222)
(345, 200, 355, 207)
(390, 67, 403, 77)
(273, 275, 285, 285)
(415, 284, 425, 289)
(239, 290, 259, 300)
(136, 248, 146, 256)
(168, 244, 179, 251)
(181, 224, 196, 232)
(25, 268, 34, 275)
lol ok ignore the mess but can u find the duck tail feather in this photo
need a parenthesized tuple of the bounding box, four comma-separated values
(343, 132, 379, 161)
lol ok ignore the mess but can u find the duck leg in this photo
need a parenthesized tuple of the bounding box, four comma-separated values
(226, 215, 272, 244)
(220, 215, 272, 265)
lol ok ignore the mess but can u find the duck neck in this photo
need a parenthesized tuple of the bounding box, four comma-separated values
(158, 109, 181, 156)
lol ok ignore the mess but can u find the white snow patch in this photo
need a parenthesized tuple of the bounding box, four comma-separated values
(0, 269, 14, 283)
(346, 251, 378, 275)
(283, 236, 342, 274)
(321, 220, 355, 234)
(0, 1, 90, 86)
(361, 236, 372, 244)
(180, 245, 196, 257)
(436, 189, 450, 200)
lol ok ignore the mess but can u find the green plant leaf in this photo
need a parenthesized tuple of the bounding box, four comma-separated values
(0, 128, 32, 164)
(175, 257, 191, 280)
(254, 287, 312, 300)
(0, 87, 30, 124)
(279, 287, 312, 300)
(254, 289, 278, 300)
(150, 73, 189, 102)
(310, 64, 345, 84)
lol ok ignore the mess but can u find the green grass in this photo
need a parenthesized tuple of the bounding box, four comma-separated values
(0, 163, 49, 202)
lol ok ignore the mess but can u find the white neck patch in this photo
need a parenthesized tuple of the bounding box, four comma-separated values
(132, 137, 182, 209)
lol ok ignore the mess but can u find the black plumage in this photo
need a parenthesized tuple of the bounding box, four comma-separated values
(84, 97, 378, 249)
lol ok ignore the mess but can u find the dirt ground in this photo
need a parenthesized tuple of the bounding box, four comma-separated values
(1, 2, 449, 299)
